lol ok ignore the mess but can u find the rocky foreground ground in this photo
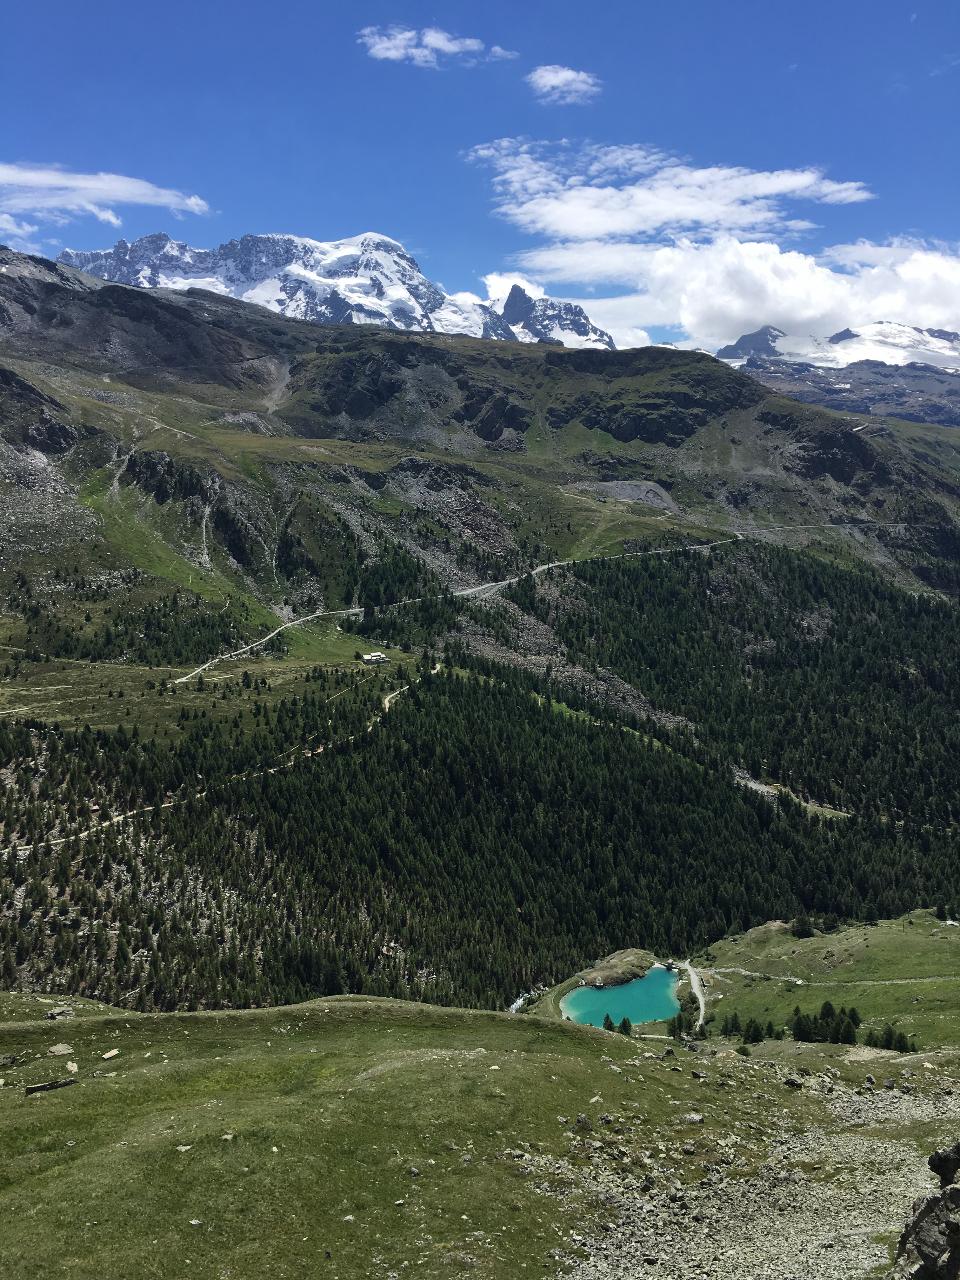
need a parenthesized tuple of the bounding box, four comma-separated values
(522, 1044, 960, 1280)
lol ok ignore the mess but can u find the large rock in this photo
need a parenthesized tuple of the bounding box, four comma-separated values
(892, 1144, 960, 1278)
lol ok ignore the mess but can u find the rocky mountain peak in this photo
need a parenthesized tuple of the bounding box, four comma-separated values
(498, 283, 615, 350)
(501, 284, 537, 326)
(57, 232, 615, 350)
(716, 326, 787, 361)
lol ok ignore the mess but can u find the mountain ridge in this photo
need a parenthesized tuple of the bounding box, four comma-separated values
(719, 322, 960, 426)
(4, 241, 960, 600)
(56, 230, 615, 350)
(718, 321, 960, 370)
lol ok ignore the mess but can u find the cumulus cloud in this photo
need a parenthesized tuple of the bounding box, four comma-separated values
(559, 293, 653, 349)
(526, 65, 602, 105)
(482, 271, 546, 305)
(463, 137, 960, 349)
(357, 26, 515, 68)
(0, 162, 208, 247)
(519, 236, 960, 350)
(470, 138, 872, 241)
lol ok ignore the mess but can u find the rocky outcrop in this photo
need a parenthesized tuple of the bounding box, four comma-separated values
(123, 449, 266, 569)
(124, 450, 221, 506)
(893, 1143, 960, 1278)
(308, 352, 406, 418)
(500, 283, 615, 350)
(0, 365, 87, 454)
(457, 387, 532, 440)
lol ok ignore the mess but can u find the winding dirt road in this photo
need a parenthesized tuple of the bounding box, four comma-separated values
(174, 518, 893, 685)
(681, 960, 707, 1029)
(173, 542, 732, 683)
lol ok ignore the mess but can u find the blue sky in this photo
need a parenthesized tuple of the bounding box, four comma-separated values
(3, 1, 959, 346)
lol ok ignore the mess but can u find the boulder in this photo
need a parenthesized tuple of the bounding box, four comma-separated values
(931, 1145, 960, 1189)
(892, 1144, 960, 1277)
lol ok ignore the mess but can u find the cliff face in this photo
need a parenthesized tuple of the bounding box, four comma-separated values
(893, 1144, 960, 1278)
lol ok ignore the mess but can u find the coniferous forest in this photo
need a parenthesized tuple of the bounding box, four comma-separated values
(4, 540, 960, 1014)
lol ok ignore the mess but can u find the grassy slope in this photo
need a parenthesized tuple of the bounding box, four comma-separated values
(1, 981, 957, 1280)
(696, 911, 960, 1047)
(0, 994, 114, 1024)
(7, 318, 960, 738)
(0, 997, 692, 1280)
(0, 616, 414, 731)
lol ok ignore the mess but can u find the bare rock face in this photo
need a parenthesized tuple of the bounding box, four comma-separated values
(893, 1143, 960, 1278)
(0, 365, 86, 454)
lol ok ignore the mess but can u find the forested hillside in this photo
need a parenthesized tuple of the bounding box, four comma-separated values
(4, 642, 959, 1012)
(3, 247, 960, 1021)
(506, 543, 960, 825)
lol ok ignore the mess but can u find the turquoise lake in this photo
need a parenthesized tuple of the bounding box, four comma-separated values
(559, 965, 680, 1028)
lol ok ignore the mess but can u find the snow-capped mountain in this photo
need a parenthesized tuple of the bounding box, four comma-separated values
(717, 323, 960, 427)
(500, 283, 614, 350)
(718, 322, 960, 371)
(57, 232, 615, 350)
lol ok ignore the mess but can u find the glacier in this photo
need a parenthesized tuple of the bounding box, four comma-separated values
(58, 231, 615, 350)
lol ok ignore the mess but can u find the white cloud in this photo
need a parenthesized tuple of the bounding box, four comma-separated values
(562, 294, 652, 349)
(516, 236, 960, 350)
(470, 138, 872, 242)
(357, 25, 513, 68)
(421, 28, 484, 57)
(526, 65, 602, 105)
(0, 212, 38, 241)
(466, 137, 945, 349)
(357, 26, 427, 66)
(0, 163, 208, 247)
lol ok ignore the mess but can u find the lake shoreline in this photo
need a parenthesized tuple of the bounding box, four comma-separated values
(560, 963, 681, 1029)
(528, 947, 676, 1023)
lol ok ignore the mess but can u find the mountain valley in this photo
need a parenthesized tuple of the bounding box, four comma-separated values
(2, 245, 960, 1278)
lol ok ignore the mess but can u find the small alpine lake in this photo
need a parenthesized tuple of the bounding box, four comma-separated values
(559, 964, 680, 1028)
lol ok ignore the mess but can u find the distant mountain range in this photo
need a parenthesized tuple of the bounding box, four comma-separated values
(39, 234, 960, 425)
(718, 321, 960, 369)
(58, 231, 615, 351)
(718, 322, 960, 426)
